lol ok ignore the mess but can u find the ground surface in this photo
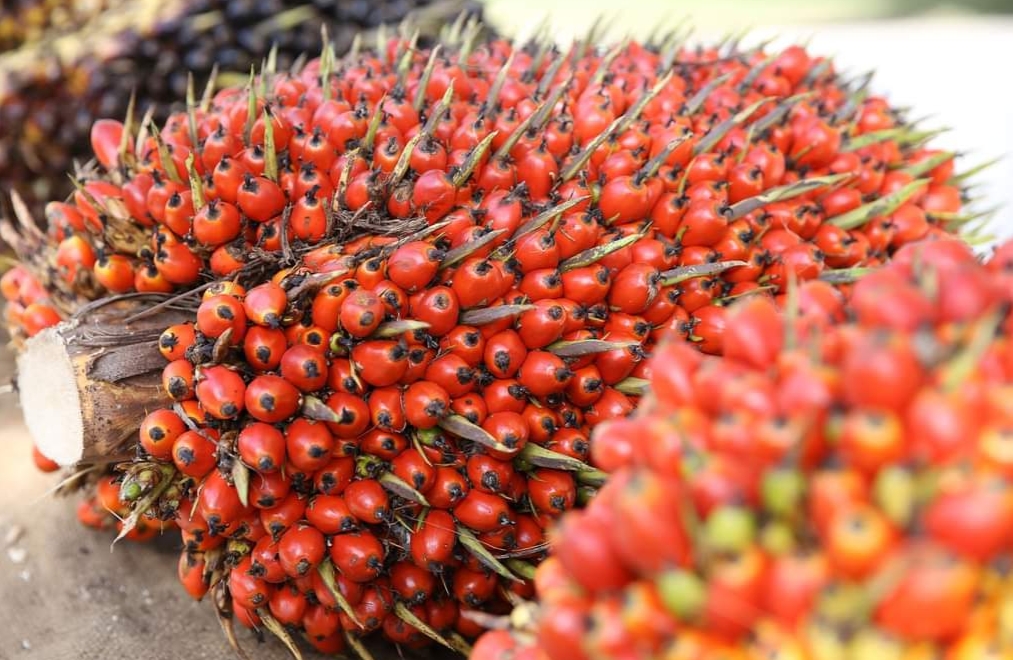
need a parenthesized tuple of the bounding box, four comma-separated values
(1, 7, 1013, 660)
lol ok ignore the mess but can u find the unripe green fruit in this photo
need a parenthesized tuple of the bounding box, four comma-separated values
(657, 569, 706, 622)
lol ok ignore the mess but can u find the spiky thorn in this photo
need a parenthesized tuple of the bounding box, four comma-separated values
(262, 107, 278, 182)
(512, 196, 589, 242)
(317, 560, 365, 629)
(184, 153, 205, 210)
(144, 119, 183, 185)
(656, 23, 692, 73)
(560, 230, 646, 272)
(801, 57, 833, 87)
(348, 31, 362, 63)
(317, 26, 334, 103)
(828, 178, 930, 230)
(212, 582, 251, 660)
(728, 173, 850, 220)
(579, 14, 609, 59)
(443, 9, 469, 46)
(525, 36, 555, 84)
(395, 602, 470, 654)
(490, 85, 567, 165)
(117, 90, 137, 177)
(750, 92, 815, 135)
(681, 71, 732, 117)
(243, 66, 258, 147)
(413, 45, 443, 114)
(559, 72, 673, 183)
(200, 63, 219, 113)
(185, 73, 200, 156)
(458, 16, 483, 63)
(457, 525, 523, 582)
(256, 610, 303, 660)
(948, 155, 1002, 184)
(394, 28, 421, 91)
(691, 95, 771, 157)
(376, 23, 389, 65)
(343, 631, 377, 660)
(902, 151, 956, 179)
(450, 131, 498, 189)
(589, 40, 627, 89)
(535, 42, 576, 99)
(660, 260, 748, 286)
(438, 414, 514, 455)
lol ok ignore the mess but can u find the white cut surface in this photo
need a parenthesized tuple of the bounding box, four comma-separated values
(16, 327, 83, 466)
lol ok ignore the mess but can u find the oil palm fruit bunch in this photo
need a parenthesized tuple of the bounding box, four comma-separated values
(474, 235, 1013, 660)
(1, 18, 986, 660)
(0, 0, 480, 221)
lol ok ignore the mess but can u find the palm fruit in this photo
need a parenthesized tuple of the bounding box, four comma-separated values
(475, 235, 1013, 660)
(0, 0, 481, 221)
(1, 19, 984, 659)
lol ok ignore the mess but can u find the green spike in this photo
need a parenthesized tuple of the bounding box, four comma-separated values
(394, 602, 467, 653)
(302, 395, 343, 423)
(343, 631, 376, 660)
(389, 133, 423, 187)
(185, 73, 200, 156)
(451, 131, 498, 189)
(484, 51, 514, 114)
(693, 97, 773, 157)
(262, 108, 278, 182)
(683, 73, 732, 116)
(414, 45, 443, 114)
(751, 92, 815, 135)
(184, 153, 205, 209)
(902, 151, 955, 179)
(118, 90, 137, 172)
(257, 610, 304, 660)
(395, 29, 420, 90)
(827, 179, 930, 230)
(736, 52, 778, 92)
(519, 443, 596, 472)
(546, 339, 639, 358)
(200, 64, 219, 114)
(148, 120, 183, 184)
(459, 304, 535, 326)
(660, 260, 748, 286)
(819, 267, 874, 285)
(801, 58, 832, 87)
(442, 228, 507, 268)
(560, 232, 644, 272)
(457, 525, 522, 582)
(534, 42, 575, 98)
(590, 41, 627, 89)
(318, 560, 365, 628)
(243, 66, 257, 146)
(319, 25, 333, 102)
(949, 155, 1003, 184)
(728, 173, 851, 220)
(839, 127, 909, 153)
(438, 415, 513, 454)
(372, 320, 431, 338)
(613, 376, 650, 396)
(512, 196, 589, 241)
(379, 471, 430, 506)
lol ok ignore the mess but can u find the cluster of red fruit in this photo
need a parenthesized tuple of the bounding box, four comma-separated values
(476, 235, 1013, 660)
(0, 20, 984, 660)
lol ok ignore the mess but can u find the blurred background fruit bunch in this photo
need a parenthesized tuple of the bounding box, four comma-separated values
(0, 0, 478, 221)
